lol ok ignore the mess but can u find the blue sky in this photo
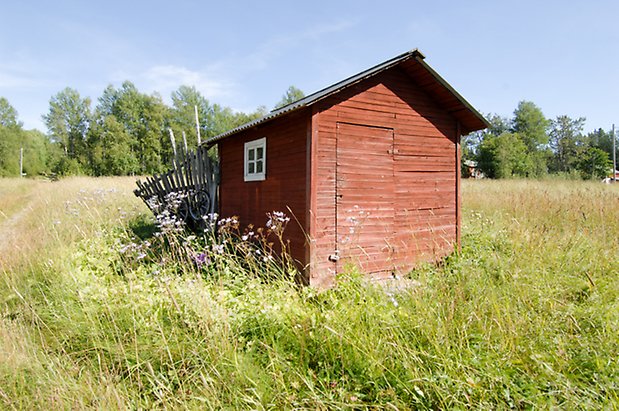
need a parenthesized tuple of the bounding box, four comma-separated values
(1, 0, 618, 133)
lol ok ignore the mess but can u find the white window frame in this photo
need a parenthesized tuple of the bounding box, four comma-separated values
(244, 137, 266, 182)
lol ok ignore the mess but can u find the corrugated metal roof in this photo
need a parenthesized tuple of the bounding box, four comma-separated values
(205, 48, 487, 145)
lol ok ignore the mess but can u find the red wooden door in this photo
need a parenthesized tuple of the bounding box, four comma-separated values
(336, 122, 395, 275)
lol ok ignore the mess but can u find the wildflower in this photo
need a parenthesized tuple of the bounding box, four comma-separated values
(266, 211, 290, 235)
(202, 213, 218, 231)
(202, 213, 219, 221)
(194, 252, 208, 267)
(219, 216, 238, 225)
(241, 230, 255, 242)
(386, 292, 399, 307)
(155, 208, 184, 234)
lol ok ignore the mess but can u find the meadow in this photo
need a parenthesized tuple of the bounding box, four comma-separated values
(0, 177, 617, 409)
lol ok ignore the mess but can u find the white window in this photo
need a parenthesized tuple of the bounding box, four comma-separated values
(244, 137, 266, 181)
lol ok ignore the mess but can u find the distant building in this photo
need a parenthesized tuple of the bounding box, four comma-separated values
(603, 169, 619, 183)
(463, 160, 484, 179)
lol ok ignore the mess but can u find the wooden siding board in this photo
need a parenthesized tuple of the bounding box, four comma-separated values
(218, 110, 309, 271)
(306, 112, 316, 283)
(311, 67, 459, 285)
(456, 121, 462, 249)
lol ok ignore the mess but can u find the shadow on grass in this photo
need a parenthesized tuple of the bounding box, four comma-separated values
(128, 214, 158, 240)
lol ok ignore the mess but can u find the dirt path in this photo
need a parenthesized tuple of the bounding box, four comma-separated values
(0, 192, 35, 267)
(0, 201, 33, 242)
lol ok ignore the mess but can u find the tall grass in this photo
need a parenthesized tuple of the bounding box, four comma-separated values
(0, 177, 144, 272)
(0, 178, 33, 224)
(0, 177, 618, 409)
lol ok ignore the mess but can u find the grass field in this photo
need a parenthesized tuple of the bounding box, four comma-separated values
(1, 177, 618, 409)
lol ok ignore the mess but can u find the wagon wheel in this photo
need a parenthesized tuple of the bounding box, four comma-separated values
(177, 195, 190, 222)
(189, 189, 211, 221)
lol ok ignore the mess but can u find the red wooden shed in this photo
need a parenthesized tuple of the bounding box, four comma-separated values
(206, 49, 487, 287)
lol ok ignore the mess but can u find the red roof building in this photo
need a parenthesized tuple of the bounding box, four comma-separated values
(206, 49, 487, 287)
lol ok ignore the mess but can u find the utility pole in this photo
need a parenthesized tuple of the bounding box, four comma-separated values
(613, 124, 616, 182)
(194, 105, 201, 146)
(19, 146, 23, 177)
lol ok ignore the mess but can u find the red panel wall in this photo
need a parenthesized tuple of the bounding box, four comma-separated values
(218, 110, 310, 274)
(309, 67, 459, 287)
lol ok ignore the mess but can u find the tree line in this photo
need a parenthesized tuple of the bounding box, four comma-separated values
(42, 83, 273, 176)
(0, 98, 52, 177)
(0, 90, 615, 180)
(464, 101, 617, 180)
(0, 84, 307, 178)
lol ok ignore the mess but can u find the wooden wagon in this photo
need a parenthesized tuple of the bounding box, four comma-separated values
(134, 145, 219, 228)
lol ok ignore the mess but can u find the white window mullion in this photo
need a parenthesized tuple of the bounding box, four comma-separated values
(244, 137, 266, 182)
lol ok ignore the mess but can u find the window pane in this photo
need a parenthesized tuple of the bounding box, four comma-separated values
(248, 149, 255, 161)
(256, 160, 263, 173)
(248, 162, 255, 174)
(256, 147, 264, 160)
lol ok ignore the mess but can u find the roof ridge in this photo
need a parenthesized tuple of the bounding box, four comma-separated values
(205, 48, 486, 146)
(269, 49, 423, 114)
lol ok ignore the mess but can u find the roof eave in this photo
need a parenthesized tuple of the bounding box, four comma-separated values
(205, 48, 486, 145)
(205, 103, 308, 147)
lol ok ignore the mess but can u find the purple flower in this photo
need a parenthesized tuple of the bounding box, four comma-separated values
(194, 252, 209, 267)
